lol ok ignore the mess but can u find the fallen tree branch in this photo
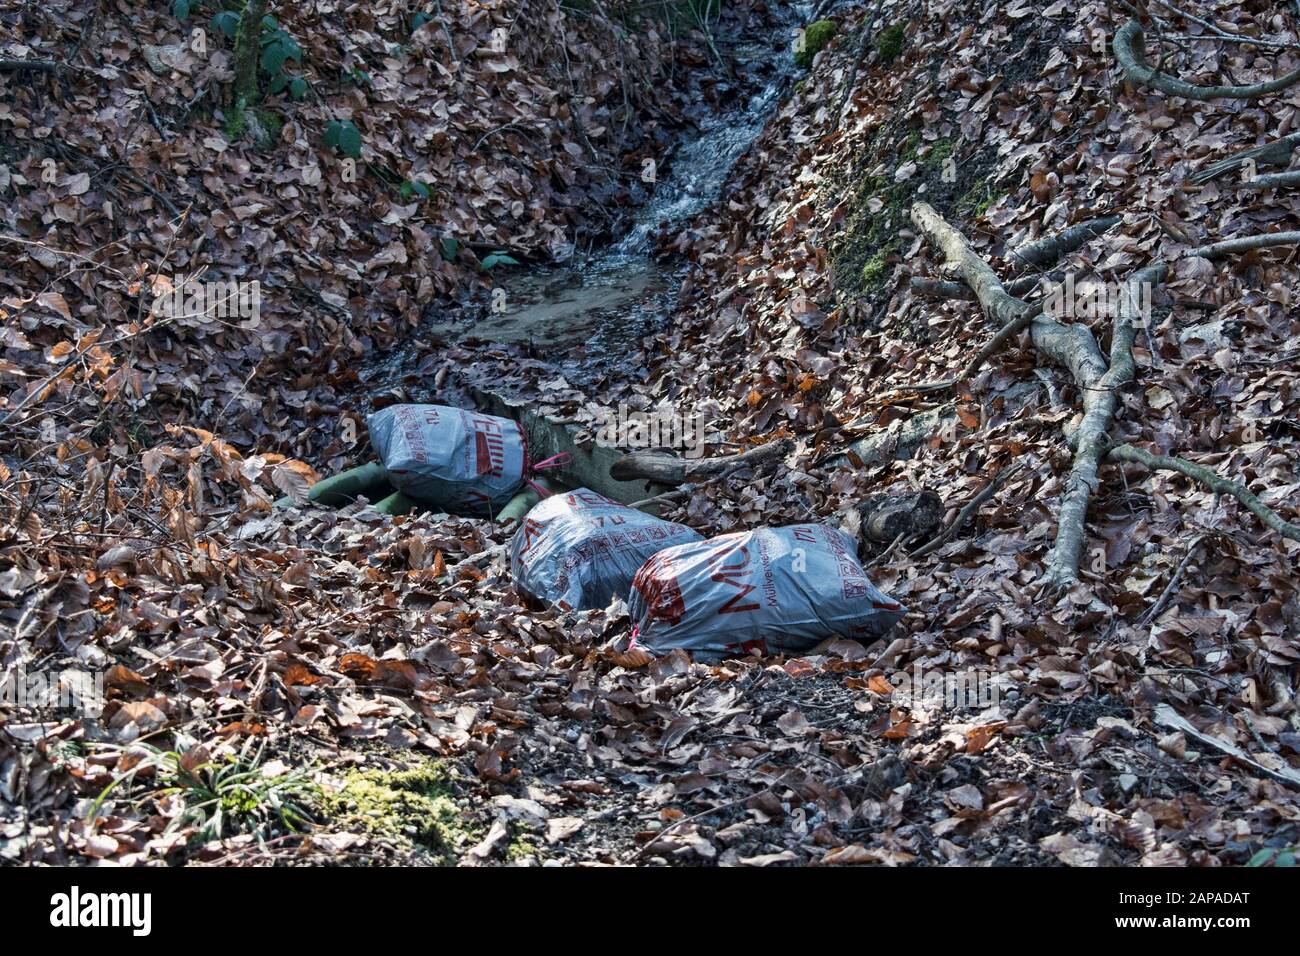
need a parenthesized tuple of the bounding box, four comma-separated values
(910, 202, 1034, 328)
(609, 438, 792, 484)
(1153, 703, 1300, 788)
(1008, 215, 1122, 268)
(0, 59, 64, 73)
(907, 202, 1045, 391)
(910, 273, 1044, 301)
(1149, 0, 1300, 51)
(1194, 230, 1300, 259)
(1138, 533, 1206, 626)
(1034, 263, 1165, 588)
(1107, 444, 1300, 543)
(1114, 21, 1300, 100)
(910, 199, 1173, 588)
(1239, 170, 1300, 190)
(1188, 131, 1300, 184)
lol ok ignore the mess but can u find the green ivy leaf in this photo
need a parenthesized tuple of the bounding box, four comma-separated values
(289, 77, 308, 100)
(261, 40, 288, 77)
(171, 0, 192, 22)
(439, 237, 459, 262)
(480, 251, 520, 271)
(212, 11, 240, 39)
(412, 12, 431, 31)
(324, 120, 362, 159)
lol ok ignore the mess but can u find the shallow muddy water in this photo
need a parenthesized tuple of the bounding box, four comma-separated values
(363, 15, 801, 396)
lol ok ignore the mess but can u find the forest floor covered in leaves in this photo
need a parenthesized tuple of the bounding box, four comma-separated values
(2, 0, 1300, 866)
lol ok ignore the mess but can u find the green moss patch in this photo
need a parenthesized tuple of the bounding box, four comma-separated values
(956, 181, 1003, 219)
(320, 759, 475, 863)
(877, 22, 907, 65)
(796, 20, 837, 68)
(827, 123, 997, 308)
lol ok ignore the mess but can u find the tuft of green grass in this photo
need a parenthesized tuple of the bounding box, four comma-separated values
(90, 739, 318, 843)
(796, 20, 837, 69)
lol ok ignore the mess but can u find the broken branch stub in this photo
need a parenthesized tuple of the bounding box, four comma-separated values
(857, 490, 944, 545)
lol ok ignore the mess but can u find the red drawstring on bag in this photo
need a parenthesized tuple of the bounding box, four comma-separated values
(524, 452, 572, 497)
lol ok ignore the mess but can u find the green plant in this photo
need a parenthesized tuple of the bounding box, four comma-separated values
(90, 740, 318, 843)
(215, 4, 303, 102)
(1248, 846, 1296, 867)
(877, 22, 907, 66)
(324, 119, 363, 158)
(796, 20, 837, 69)
(399, 179, 433, 201)
(320, 760, 472, 861)
(956, 181, 1002, 219)
(479, 250, 519, 271)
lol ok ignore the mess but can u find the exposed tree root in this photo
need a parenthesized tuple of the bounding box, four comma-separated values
(911, 273, 1044, 301)
(1114, 21, 1300, 100)
(1190, 131, 1300, 184)
(910, 203, 1033, 327)
(1009, 215, 1121, 268)
(1107, 444, 1300, 543)
(1196, 230, 1300, 259)
(907, 212, 1123, 390)
(1032, 264, 1165, 588)
(911, 197, 1300, 585)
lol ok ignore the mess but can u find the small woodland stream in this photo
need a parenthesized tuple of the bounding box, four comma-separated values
(362, 6, 805, 398)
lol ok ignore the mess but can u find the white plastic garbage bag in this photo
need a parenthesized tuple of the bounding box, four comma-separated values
(627, 524, 905, 661)
(510, 488, 703, 611)
(367, 404, 526, 513)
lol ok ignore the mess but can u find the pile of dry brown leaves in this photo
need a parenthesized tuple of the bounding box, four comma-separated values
(2, 0, 1298, 866)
